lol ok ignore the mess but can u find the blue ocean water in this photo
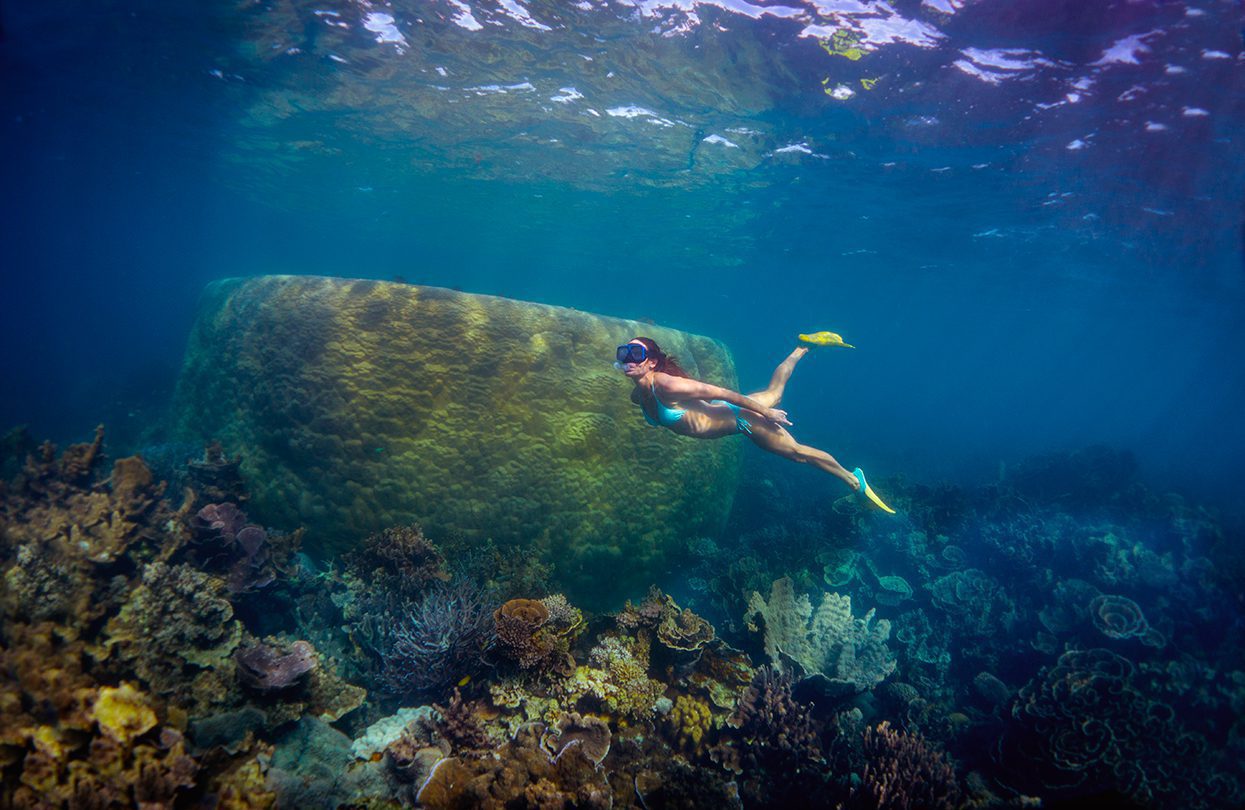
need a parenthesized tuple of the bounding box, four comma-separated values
(2, 0, 1243, 508)
(2, 1, 1245, 807)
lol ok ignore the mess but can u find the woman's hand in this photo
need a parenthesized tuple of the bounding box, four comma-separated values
(764, 408, 792, 427)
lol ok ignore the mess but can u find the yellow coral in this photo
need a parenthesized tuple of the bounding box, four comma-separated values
(669, 695, 712, 752)
(91, 683, 157, 744)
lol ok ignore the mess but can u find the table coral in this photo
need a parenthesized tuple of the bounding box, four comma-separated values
(1089, 593, 1165, 647)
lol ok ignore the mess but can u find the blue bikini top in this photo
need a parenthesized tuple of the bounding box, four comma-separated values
(642, 379, 686, 427)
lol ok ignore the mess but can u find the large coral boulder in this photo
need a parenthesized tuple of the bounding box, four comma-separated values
(172, 276, 742, 606)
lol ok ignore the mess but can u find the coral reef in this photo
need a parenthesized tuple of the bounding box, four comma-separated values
(727, 666, 828, 805)
(4, 427, 1242, 808)
(342, 523, 449, 605)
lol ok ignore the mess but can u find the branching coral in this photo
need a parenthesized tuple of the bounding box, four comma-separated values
(839, 721, 967, 810)
(433, 689, 492, 753)
(745, 577, 896, 697)
(727, 666, 827, 806)
(2, 654, 200, 809)
(102, 561, 241, 712)
(372, 581, 491, 697)
(578, 634, 667, 718)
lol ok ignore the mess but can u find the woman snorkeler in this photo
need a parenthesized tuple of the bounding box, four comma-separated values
(617, 336, 895, 513)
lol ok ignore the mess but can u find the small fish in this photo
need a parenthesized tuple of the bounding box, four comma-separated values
(457, 675, 472, 687)
(798, 331, 855, 348)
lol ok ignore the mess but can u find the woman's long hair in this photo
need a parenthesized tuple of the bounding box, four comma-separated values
(633, 336, 691, 379)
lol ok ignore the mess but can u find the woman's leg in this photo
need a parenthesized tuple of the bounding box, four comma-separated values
(744, 419, 860, 490)
(746, 347, 809, 409)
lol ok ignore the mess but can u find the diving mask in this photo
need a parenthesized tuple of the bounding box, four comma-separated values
(616, 343, 648, 364)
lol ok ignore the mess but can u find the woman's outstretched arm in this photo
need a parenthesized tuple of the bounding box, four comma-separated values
(657, 374, 793, 426)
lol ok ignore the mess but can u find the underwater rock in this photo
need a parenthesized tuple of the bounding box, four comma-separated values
(235, 639, 317, 693)
(351, 706, 433, 761)
(267, 716, 393, 807)
(173, 275, 742, 607)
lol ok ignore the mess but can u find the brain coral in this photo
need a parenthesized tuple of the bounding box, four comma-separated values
(172, 275, 742, 608)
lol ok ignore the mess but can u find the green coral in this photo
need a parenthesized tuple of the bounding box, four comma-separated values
(173, 276, 742, 607)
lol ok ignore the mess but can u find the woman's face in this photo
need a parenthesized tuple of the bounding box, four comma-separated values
(619, 339, 655, 378)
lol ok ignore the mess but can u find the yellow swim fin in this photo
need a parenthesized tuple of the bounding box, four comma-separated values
(852, 467, 896, 514)
(799, 331, 855, 348)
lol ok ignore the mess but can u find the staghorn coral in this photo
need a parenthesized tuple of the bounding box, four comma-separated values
(745, 577, 896, 698)
(838, 721, 968, 810)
